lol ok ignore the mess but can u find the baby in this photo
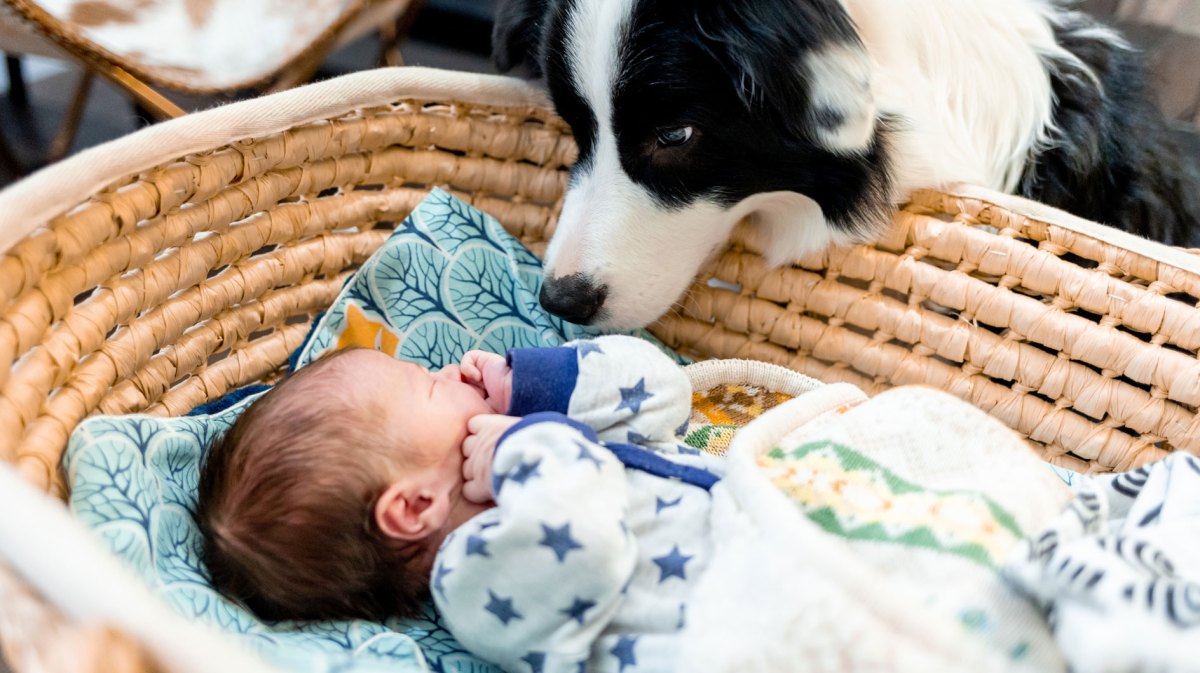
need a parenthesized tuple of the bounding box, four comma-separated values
(198, 334, 723, 672)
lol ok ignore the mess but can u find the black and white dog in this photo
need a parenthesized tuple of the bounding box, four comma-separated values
(494, 0, 1200, 329)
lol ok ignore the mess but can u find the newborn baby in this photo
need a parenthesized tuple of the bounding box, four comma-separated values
(198, 335, 723, 672)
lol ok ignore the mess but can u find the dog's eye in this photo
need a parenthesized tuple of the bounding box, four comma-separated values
(655, 126, 694, 148)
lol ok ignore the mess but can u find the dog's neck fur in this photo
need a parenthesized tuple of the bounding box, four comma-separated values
(843, 0, 1111, 197)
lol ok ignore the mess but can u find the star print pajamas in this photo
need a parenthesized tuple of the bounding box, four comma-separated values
(433, 335, 724, 673)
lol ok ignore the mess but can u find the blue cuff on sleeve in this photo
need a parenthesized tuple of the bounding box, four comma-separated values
(505, 346, 579, 416)
(496, 412, 599, 449)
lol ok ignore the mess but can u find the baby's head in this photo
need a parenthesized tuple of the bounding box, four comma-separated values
(197, 348, 493, 621)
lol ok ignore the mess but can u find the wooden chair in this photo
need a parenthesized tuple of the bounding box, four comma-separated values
(0, 0, 425, 172)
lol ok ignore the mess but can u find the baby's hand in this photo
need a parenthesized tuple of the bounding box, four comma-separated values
(461, 414, 520, 504)
(460, 351, 513, 413)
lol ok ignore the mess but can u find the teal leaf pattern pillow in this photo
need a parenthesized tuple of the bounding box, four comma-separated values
(64, 189, 680, 673)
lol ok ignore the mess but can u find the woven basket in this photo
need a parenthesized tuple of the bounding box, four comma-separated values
(0, 66, 1198, 672)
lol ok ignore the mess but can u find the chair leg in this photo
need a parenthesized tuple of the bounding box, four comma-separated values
(0, 123, 23, 180)
(46, 69, 94, 163)
(97, 63, 185, 121)
(379, 0, 427, 67)
(5, 55, 28, 109)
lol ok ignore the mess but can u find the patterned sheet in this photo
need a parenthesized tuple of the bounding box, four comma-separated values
(62, 190, 619, 673)
(684, 384, 794, 457)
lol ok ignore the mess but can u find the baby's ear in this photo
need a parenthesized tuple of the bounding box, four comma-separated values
(375, 483, 450, 541)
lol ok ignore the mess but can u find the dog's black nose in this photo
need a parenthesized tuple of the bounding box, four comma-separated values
(540, 274, 608, 325)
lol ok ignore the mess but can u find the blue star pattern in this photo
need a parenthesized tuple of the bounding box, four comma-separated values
(616, 378, 654, 414)
(562, 597, 598, 625)
(675, 419, 690, 437)
(655, 496, 683, 514)
(576, 341, 605, 359)
(485, 590, 524, 626)
(576, 661, 588, 673)
(576, 441, 604, 470)
(611, 636, 639, 671)
(539, 523, 584, 562)
(433, 564, 453, 599)
(678, 445, 701, 456)
(466, 535, 491, 558)
(509, 459, 543, 485)
(521, 651, 546, 673)
(627, 430, 650, 444)
(653, 546, 694, 583)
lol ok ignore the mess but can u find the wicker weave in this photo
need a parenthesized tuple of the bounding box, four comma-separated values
(0, 66, 1198, 672)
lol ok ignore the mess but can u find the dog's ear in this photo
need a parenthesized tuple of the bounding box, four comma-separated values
(492, 0, 551, 77)
(695, 0, 878, 154)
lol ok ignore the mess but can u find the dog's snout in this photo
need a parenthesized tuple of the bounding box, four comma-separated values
(539, 274, 608, 325)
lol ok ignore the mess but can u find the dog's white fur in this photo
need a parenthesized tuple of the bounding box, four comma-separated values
(542, 0, 1125, 329)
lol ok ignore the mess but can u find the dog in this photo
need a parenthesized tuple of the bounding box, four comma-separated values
(493, 0, 1200, 329)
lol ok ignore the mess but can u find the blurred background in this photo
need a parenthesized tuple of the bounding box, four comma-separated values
(0, 0, 1196, 187)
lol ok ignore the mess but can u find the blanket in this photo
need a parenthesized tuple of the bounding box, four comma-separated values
(64, 189, 614, 673)
(1004, 452, 1200, 673)
(674, 376, 1077, 673)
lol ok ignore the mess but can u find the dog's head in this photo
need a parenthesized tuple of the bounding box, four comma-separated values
(496, 0, 893, 329)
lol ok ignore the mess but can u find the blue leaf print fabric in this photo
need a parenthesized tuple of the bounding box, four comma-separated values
(64, 189, 679, 673)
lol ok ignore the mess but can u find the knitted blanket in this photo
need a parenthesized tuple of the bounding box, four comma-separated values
(676, 372, 1077, 673)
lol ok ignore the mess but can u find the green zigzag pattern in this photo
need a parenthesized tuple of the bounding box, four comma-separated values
(767, 441, 1023, 568)
(685, 424, 739, 451)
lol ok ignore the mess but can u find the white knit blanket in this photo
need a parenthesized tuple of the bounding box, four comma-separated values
(676, 365, 1076, 673)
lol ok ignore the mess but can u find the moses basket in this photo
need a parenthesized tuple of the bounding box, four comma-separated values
(0, 67, 1198, 672)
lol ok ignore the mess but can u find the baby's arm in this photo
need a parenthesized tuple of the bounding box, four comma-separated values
(508, 335, 692, 445)
(434, 414, 635, 672)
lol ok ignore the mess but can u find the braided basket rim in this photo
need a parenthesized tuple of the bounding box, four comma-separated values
(0, 67, 1193, 276)
(0, 67, 554, 246)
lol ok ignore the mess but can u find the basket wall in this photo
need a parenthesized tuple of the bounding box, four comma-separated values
(1, 72, 1198, 503)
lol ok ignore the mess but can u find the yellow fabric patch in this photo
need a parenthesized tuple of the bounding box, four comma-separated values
(335, 303, 400, 356)
(684, 384, 795, 456)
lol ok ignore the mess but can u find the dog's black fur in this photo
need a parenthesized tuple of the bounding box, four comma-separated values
(1019, 14, 1200, 245)
(496, 0, 895, 237)
(497, 0, 1198, 244)
(494, 0, 1200, 328)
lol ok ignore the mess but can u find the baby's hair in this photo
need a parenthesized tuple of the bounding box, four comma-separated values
(196, 347, 428, 621)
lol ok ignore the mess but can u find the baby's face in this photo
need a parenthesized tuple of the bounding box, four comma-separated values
(335, 350, 494, 494)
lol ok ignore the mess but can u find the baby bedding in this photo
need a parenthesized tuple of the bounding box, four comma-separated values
(61, 188, 1176, 673)
(64, 189, 604, 673)
(1005, 451, 1200, 673)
